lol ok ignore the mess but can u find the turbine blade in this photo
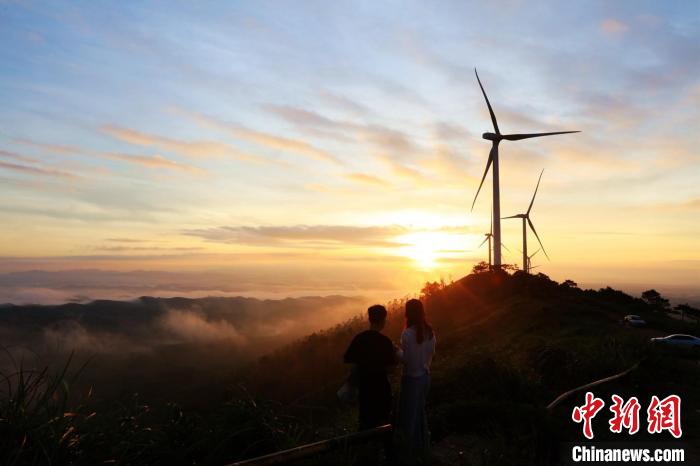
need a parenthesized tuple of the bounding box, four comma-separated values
(530, 248, 540, 258)
(501, 241, 511, 253)
(502, 131, 580, 141)
(479, 236, 489, 248)
(527, 169, 544, 215)
(471, 145, 495, 211)
(502, 214, 521, 219)
(527, 218, 550, 260)
(474, 69, 500, 134)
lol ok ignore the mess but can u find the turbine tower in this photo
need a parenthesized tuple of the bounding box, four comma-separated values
(503, 169, 550, 273)
(526, 248, 541, 274)
(478, 209, 494, 270)
(471, 69, 579, 269)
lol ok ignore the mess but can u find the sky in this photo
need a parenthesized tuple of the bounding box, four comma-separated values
(0, 0, 698, 304)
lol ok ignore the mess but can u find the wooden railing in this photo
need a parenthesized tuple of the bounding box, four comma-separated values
(546, 360, 642, 410)
(226, 424, 392, 466)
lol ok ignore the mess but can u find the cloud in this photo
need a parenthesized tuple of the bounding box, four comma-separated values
(15, 138, 208, 174)
(264, 104, 339, 129)
(0, 149, 42, 164)
(0, 160, 79, 179)
(13, 139, 81, 155)
(318, 90, 372, 117)
(100, 125, 265, 164)
(176, 110, 341, 164)
(93, 245, 204, 252)
(600, 19, 629, 37)
(106, 238, 151, 243)
(101, 152, 206, 174)
(160, 309, 247, 345)
(432, 122, 471, 142)
(359, 125, 416, 154)
(683, 198, 700, 209)
(232, 126, 340, 163)
(43, 320, 149, 353)
(264, 105, 420, 155)
(377, 155, 425, 182)
(344, 172, 389, 187)
(182, 224, 408, 247)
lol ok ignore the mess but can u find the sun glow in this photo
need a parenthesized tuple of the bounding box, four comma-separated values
(395, 231, 468, 270)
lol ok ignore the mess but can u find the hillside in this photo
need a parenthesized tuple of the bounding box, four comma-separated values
(244, 271, 700, 465)
(0, 295, 367, 406)
(1, 271, 698, 465)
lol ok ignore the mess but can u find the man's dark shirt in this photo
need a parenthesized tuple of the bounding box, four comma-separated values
(344, 329, 396, 428)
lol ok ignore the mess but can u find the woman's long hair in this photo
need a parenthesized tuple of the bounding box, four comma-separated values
(405, 298, 433, 344)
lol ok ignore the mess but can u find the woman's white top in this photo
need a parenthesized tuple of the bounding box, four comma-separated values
(397, 326, 436, 378)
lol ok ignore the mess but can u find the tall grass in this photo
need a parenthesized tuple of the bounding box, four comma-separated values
(0, 348, 90, 465)
(0, 348, 313, 465)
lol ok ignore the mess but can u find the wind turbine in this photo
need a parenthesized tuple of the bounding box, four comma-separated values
(526, 248, 541, 273)
(478, 205, 511, 271)
(471, 69, 579, 269)
(503, 169, 549, 273)
(478, 210, 494, 270)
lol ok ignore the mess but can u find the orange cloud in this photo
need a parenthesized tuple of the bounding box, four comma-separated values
(265, 104, 419, 155)
(0, 149, 42, 165)
(14, 138, 208, 174)
(377, 155, 425, 182)
(600, 19, 629, 36)
(344, 172, 389, 186)
(0, 160, 78, 178)
(101, 125, 264, 164)
(173, 109, 341, 164)
(101, 152, 206, 174)
(232, 126, 340, 164)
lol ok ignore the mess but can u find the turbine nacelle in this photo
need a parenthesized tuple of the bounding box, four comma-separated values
(482, 132, 499, 141)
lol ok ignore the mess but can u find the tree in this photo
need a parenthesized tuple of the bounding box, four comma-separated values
(501, 263, 519, 273)
(641, 289, 670, 312)
(562, 279, 578, 289)
(674, 303, 700, 324)
(471, 261, 490, 274)
(421, 279, 447, 299)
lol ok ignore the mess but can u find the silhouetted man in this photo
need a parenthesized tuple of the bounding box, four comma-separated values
(344, 304, 396, 429)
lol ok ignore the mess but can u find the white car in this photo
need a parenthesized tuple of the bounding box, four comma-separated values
(650, 334, 700, 349)
(623, 315, 646, 326)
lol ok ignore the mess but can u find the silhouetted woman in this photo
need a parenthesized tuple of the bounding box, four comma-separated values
(397, 298, 435, 455)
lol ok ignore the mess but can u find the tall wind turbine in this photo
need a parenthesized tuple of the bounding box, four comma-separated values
(503, 169, 550, 273)
(471, 69, 579, 269)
